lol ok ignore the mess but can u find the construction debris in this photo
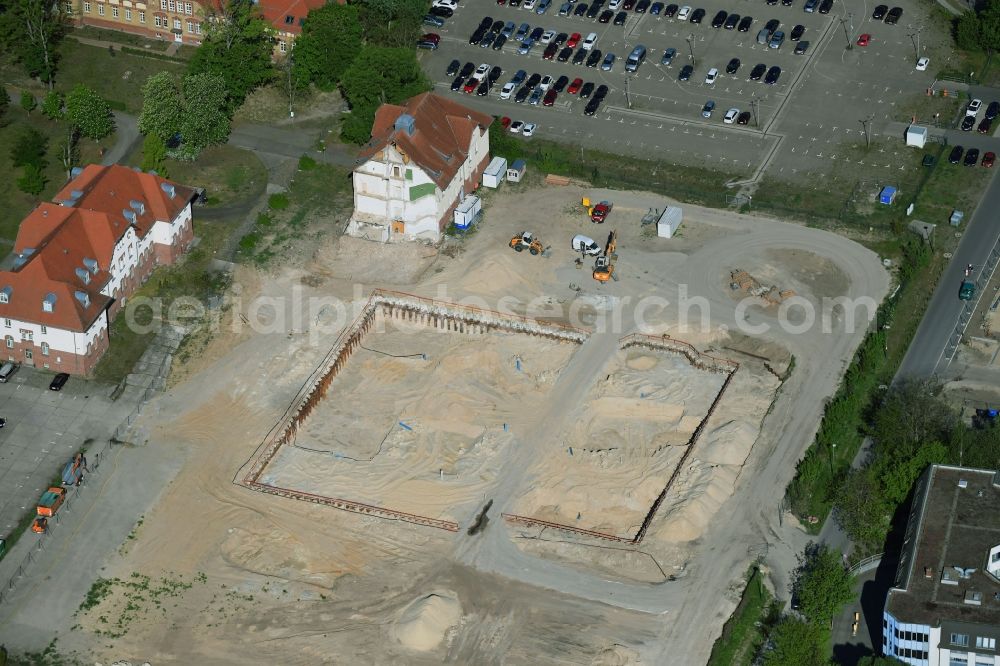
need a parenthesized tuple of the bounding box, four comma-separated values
(729, 269, 795, 305)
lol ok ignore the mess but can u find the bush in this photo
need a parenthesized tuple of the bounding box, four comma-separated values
(268, 192, 290, 210)
(20, 91, 36, 113)
(16, 164, 47, 195)
(298, 154, 317, 170)
(238, 232, 260, 253)
(10, 127, 48, 169)
(41, 90, 64, 120)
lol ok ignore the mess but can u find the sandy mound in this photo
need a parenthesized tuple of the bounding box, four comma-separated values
(393, 591, 462, 651)
(592, 643, 642, 665)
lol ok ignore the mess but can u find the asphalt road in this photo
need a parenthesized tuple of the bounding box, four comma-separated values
(896, 163, 1000, 379)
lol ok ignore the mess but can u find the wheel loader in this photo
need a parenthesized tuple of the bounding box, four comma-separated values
(509, 231, 544, 255)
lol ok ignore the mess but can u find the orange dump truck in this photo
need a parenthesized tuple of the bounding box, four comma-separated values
(36, 486, 67, 517)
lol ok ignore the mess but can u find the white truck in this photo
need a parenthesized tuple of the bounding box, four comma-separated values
(571, 234, 601, 255)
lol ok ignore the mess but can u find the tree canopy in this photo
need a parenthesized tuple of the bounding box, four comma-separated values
(0, 0, 65, 88)
(954, 0, 1000, 52)
(139, 71, 231, 160)
(292, 4, 363, 91)
(793, 543, 855, 629)
(339, 46, 431, 144)
(65, 84, 114, 140)
(187, 0, 274, 110)
(762, 618, 827, 666)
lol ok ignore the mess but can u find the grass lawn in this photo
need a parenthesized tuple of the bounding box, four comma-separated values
(136, 145, 269, 208)
(24, 39, 187, 113)
(708, 567, 776, 666)
(0, 108, 111, 242)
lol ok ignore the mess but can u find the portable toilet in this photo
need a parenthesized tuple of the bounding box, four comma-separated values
(507, 159, 527, 182)
(879, 186, 898, 205)
(453, 195, 482, 230)
(905, 125, 928, 148)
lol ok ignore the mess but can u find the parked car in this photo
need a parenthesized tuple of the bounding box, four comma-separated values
(567, 77, 584, 94)
(586, 49, 603, 67)
(872, 4, 887, 19)
(818, 0, 832, 14)
(711, 9, 727, 27)
(573, 47, 588, 64)
(460, 62, 476, 78)
(949, 145, 964, 164)
(764, 65, 781, 84)
(522, 122, 537, 137)
(601, 52, 617, 70)
(794, 40, 809, 55)
(790, 24, 804, 41)
(689, 7, 705, 22)
(423, 14, 446, 27)
(724, 107, 739, 124)
(983, 151, 996, 168)
(737, 110, 751, 125)
(664, 3, 679, 17)
(661, 47, 677, 65)
(965, 148, 981, 166)
(540, 29, 557, 44)
(580, 81, 596, 98)
(543, 42, 559, 58)
(429, 5, 454, 17)
(962, 116, 976, 131)
(574, 2, 588, 15)
(614, 11, 628, 24)
(594, 84, 609, 99)
(514, 85, 531, 103)
(518, 38, 536, 54)
(679, 64, 693, 80)
(463, 78, 478, 93)
(978, 118, 992, 134)
(636, 0, 650, 12)
(515, 23, 531, 41)
(726, 57, 740, 74)
(528, 87, 544, 105)
(584, 97, 602, 115)
(451, 75, 466, 91)
(558, 46, 574, 61)
(567, 32, 582, 47)
(724, 13, 740, 29)
(701, 100, 715, 117)
(967, 98, 982, 117)
(738, 15, 753, 31)
(509, 120, 524, 133)
(987, 101, 1000, 120)
(769, 30, 785, 48)
(511, 69, 528, 85)
(49, 373, 69, 391)
(493, 34, 508, 50)
(559, 1, 572, 14)
(650, 2, 664, 15)
(539, 74, 553, 90)
(500, 82, 517, 99)
(705, 67, 719, 84)
(856, 33, 870, 47)
(447, 59, 461, 76)
(749, 63, 766, 80)
(599, 8, 614, 21)
(586, 2, 601, 17)
(915, 56, 930, 71)
(885, 6, 901, 23)
(543, 89, 558, 106)
(582, 32, 599, 49)
(803, 0, 817, 11)
(677, 5, 691, 20)
(476, 80, 490, 96)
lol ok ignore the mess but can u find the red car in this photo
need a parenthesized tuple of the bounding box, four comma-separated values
(856, 33, 871, 46)
(497, 0, 506, 4)
(499, 116, 512, 129)
(543, 42, 559, 59)
(567, 77, 584, 94)
(543, 89, 558, 106)
(983, 151, 996, 168)
(567, 32, 582, 48)
(422, 33, 441, 44)
(463, 79, 477, 93)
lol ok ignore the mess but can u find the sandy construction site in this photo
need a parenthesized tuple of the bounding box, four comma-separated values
(0, 183, 889, 665)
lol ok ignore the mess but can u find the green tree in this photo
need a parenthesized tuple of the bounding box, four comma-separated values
(138, 71, 183, 141)
(58, 124, 79, 180)
(138, 71, 231, 160)
(339, 46, 431, 144)
(292, 4, 362, 90)
(65, 84, 114, 140)
(40, 89, 63, 119)
(176, 72, 231, 160)
(10, 126, 47, 168)
(793, 543, 855, 628)
(833, 470, 892, 551)
(0, 87, 10, 126)
(140, 133, 168, 176)
(956, 11, 983, 50)
(0, 0, 65, 88)
(16, 163, 46, 195)
(762, 618, 826, 666)
(187, 0, 274, 110)
(356, 0, 425, 47)
(20, 90, 36, 112)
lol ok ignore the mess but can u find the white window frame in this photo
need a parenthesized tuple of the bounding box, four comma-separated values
(173, 17, 181, 29)
(4, 336, 12, 349)
(97, 3, 104, 15)
(184, 1, 191, 13)
(83, 1, 90, 11)
(111, 5, 118, 17)
(167, 0, 174, 11)
(159, 0, 166, 9)
(41, 342, 49, 356)
(139, 9, 145, 21)
(40, 325, 47, 334)
(125, 7, 131, 20)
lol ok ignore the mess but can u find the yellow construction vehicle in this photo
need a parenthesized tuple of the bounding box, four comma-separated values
(509, 231, 544, 255)
(593, 230, 617, 282)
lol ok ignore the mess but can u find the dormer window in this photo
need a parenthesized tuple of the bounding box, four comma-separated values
(75, 267, 91, 285)
(83, 258, 98, 274)
(74, 291, 90, 308)
(284, 14, 294, 23)
(42, 293, 56, 313)
(0, 286, 10, 303)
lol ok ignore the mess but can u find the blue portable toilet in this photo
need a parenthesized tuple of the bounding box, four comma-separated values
(879, 186, 898, 205)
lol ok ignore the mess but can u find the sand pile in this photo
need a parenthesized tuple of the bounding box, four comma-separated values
(393, 591, 462, 651)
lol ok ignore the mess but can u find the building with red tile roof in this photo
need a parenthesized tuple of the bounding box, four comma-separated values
(0, 165, 197, 375)
(347, 93, 493, 242)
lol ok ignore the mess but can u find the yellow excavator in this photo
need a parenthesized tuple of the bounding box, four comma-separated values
(593, 230, 618, 282)
(509, 231, 544, 255)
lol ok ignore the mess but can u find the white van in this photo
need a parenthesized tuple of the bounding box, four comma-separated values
(571, 234, 601, 255)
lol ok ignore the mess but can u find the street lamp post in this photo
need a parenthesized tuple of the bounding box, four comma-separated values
(686, 33, 696, 67)
(841, 17, 853, 50)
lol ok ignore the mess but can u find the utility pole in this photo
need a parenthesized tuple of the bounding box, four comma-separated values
(840, 16, 853, 50)
(287, 52, 295, 119)
(686, 33, 696, 67)
(908, 25, 923, 62)
(750, 96, 760, 128)
(860, 113, 875, 148)
(625, 75, 632, 109)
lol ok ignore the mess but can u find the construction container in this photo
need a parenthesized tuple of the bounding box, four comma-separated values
(879, 186, 898, 205)
(905, 125, 928, 148)
(482, 157, 508, 188)
(507, 159, 527, 182)
(453, 195, 482, 229)
(656, 206, 683, 238)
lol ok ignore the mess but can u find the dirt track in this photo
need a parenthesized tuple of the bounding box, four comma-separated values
(0, 184, 888, 664)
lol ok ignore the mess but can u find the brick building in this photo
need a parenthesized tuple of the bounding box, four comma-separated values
(0, 165, 196, 375)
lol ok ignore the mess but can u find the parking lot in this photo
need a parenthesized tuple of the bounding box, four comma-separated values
(420, 0, 954, 180)
(0, 369, 132, 538)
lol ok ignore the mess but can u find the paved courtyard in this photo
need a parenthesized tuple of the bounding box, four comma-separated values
(0, 369, 132, 538)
